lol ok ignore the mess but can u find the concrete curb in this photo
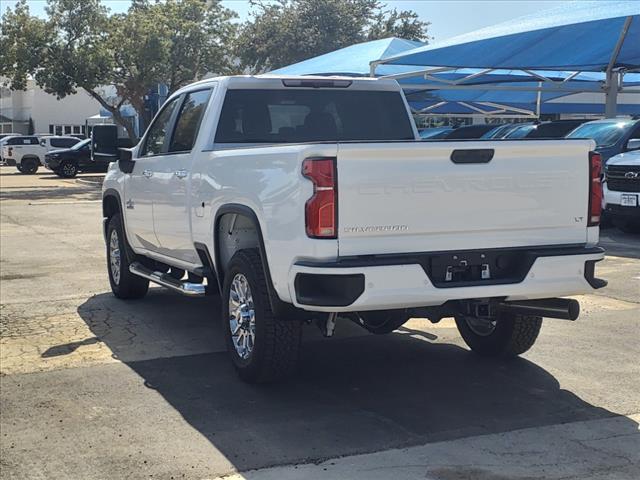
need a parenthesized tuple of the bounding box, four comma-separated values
(75, 176, 104, 187)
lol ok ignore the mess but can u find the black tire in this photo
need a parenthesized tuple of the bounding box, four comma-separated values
(358, 310, 410, 334)
(59, 161, 78, 178)
(106, 213, 149, 299)
(20, 158, 39, 174)
(455, 312, 542, 357)
(16, 164, 24, 173)
(222, 249, 302, 383)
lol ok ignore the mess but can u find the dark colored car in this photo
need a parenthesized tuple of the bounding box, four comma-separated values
(419, 127, 453, 139)
(566, 118, 640, 163)
(505, 124, 538, 138)
(481, 123, 524, 139)
(525, 119, 590, 139)
(440, 124, 497, 140)
(44, 139, 113, 178)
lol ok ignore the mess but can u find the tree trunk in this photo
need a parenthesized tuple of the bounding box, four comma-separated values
(83, 88, 138, 142)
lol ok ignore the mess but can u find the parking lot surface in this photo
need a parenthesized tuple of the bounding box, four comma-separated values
(1, 167, 639, 479)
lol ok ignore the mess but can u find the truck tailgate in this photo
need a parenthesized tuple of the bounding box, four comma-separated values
(337, 140, 593, 256)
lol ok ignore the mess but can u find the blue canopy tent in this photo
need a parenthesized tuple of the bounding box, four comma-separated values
(373, 1, 640, 117)
(270, 37, 424, 77)
(271, 36, 640, 118)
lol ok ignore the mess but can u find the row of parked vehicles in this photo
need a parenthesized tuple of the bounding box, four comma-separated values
(420, 118, 640, 233)
(0, 133, 103, 177)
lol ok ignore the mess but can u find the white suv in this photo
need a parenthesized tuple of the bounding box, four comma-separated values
(1, 135, 81, 174)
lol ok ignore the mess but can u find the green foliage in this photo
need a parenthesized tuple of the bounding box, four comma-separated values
(0, 0, 237, 140)
(0, 0, 52, 90)
(235, 0, 430, 73)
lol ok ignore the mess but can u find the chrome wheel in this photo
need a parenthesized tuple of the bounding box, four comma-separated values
(228, 273, 256, 360)
(62, 162, 76, 177)
(464, 315, 497, 337)
(109, 229, 121, 285)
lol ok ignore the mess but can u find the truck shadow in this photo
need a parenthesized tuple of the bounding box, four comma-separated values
(74, 292, 638, 472)
(599, 227, 640, 259)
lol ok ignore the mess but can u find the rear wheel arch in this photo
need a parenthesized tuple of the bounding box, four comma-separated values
(214, 204, 266, 285)
(214, 204, 297, 318)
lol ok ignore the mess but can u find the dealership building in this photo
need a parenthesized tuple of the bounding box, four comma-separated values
(0, 79, 102, 136)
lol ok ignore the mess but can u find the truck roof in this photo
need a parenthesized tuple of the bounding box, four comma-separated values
(179, 74, 401, 95)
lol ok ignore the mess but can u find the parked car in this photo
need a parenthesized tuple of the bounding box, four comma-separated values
(102, 75, 606, 383)
(566, 118, 640, 163)
(1, 135, 81, 174)
(419, 127, 453, 139)
(481, 123, 525, 139)
(602, 149, 640, 233)
(526, 119, 589, 138)
(504, 124, 537, 138)
(439, 124, 497, 139)
(44, 139, 113, 178)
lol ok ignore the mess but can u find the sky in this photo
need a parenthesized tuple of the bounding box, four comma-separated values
(2, 0, 589, 42)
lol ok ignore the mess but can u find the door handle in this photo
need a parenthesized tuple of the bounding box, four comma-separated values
(142, 169, 153, 178)
(174, 169, 188, 179)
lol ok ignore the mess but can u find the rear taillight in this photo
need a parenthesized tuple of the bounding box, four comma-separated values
(302, 157, 337, 238)
(588, 151, 602, 226)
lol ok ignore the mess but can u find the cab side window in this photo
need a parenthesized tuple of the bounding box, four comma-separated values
(141, 97, 180, 157)
(169, 89, 212, 153)
(50, 138, 78, 148)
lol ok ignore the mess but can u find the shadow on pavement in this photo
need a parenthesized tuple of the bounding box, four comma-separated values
(599, 227, 640, 259)
(0, 185, 101, 201)
(73, 292, 639, 471)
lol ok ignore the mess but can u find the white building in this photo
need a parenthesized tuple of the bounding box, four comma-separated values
(0, 79, 100, 136)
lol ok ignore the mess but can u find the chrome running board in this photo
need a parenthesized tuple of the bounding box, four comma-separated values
(129, 262, 206, 297)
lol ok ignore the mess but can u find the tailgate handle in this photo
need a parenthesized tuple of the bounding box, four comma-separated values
(450, 149, 494, 164)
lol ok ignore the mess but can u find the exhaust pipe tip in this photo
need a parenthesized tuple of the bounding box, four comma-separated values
(499, 298, 580, 321)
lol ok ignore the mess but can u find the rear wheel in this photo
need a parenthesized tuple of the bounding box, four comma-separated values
(59, 161, 78, 178)
(222, 249, 302, 383)
(20, 158, 39, 174)
(455, 312, 542, 357)
(107, 213, 149, 299)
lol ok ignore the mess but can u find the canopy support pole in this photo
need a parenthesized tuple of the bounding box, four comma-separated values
(605, 70, 620, 118)
(604, 15, 632, 118)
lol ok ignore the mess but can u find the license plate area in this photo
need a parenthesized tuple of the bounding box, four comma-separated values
(620, 194, 638, 207)
(425, 250, 533, 288)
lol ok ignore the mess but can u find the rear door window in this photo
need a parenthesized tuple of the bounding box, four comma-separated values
(169, 89, 212, 153)
(50, 138, 79, 148)
(215, 89, 414, 144)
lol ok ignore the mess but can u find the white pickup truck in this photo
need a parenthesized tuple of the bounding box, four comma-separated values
(102, 75, 607, 383)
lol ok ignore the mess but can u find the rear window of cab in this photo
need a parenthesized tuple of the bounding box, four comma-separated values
(215, 89, 415, 144)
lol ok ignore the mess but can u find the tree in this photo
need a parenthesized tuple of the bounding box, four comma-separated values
(0, 0, 52, 91)
(0, 0, 237, 141)
(367, 8, 430, 42)
(235, 0, 430, 73)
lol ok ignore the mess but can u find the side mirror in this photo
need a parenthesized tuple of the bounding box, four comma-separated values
(626, 138, 640, 151)
(118, 148, 135, 173)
